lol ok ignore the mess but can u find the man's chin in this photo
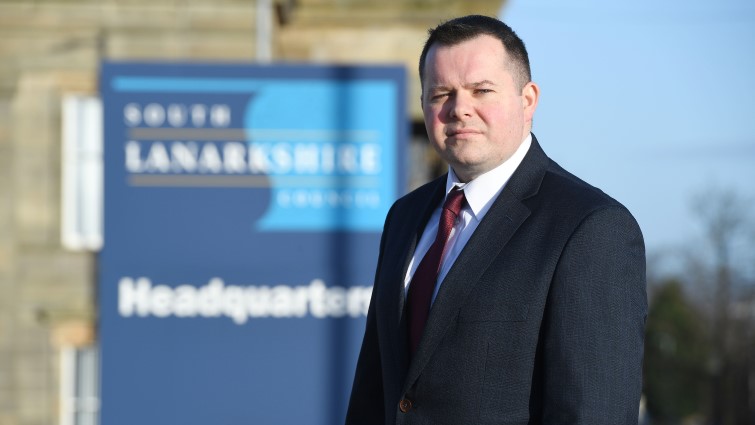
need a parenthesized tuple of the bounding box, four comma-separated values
(448, 162, 485, 183)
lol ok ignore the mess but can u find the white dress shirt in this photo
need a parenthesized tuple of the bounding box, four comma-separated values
(404, 134, 533, 303)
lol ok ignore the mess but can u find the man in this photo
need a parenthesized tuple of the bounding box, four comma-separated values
(346, 15, 646, 425)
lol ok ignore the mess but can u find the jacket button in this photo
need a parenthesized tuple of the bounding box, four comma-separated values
(399, 398, 413, 413)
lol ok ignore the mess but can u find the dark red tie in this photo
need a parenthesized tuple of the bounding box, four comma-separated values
(407, 187, 467, 357)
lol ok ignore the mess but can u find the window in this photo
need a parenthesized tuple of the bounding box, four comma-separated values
(60, 345, 99, 425)
(61, 94, 103, 251)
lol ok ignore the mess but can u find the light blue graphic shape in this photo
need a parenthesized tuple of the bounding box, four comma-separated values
(244, 80, 397, 231)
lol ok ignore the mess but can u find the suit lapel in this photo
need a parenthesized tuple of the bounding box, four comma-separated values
(401, 135, 549, 392)
(377, 177, 446, 383)
(394, 179, 447, 322)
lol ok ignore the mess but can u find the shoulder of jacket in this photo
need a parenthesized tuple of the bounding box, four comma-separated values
(533, 159, 638, 229)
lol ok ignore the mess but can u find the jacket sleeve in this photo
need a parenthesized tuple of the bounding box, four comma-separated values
(345, 204, 397, 425)
(345, 285, 385, 425)
(540, 205, 647, 424)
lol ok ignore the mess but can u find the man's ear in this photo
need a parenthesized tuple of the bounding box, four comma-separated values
(521, 81, 539, 122)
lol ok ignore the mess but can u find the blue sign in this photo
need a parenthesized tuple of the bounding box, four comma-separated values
(99, 62, 406, 425)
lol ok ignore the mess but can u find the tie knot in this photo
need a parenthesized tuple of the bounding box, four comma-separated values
(443, 187, 466, 217)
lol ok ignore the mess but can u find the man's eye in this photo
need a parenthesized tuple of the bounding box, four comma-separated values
(475, 88, 493, 94)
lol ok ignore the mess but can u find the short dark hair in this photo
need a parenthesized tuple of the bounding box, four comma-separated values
(419, 15, 531, 91)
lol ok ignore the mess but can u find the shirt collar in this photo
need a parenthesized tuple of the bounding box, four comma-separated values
(445, 133, 532, 221)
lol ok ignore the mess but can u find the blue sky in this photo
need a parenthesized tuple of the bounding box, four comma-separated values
(499, 0, 755, 264)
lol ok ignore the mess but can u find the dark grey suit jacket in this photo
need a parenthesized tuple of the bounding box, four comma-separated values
(346, 135, 647, 425)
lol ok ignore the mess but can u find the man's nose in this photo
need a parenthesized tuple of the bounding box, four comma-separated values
(448, 93, 473, 120)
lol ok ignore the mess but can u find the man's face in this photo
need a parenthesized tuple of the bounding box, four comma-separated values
(422, 34, 538, 182)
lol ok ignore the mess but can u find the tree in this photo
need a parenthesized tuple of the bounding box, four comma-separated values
(688, 188, 755, 425)
(644, 279, 710, 423)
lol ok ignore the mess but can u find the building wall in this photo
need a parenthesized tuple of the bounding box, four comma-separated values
(0, 1, 503, 424)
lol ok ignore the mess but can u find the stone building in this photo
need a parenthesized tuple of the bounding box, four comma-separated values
(0, 1, 503, 424)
